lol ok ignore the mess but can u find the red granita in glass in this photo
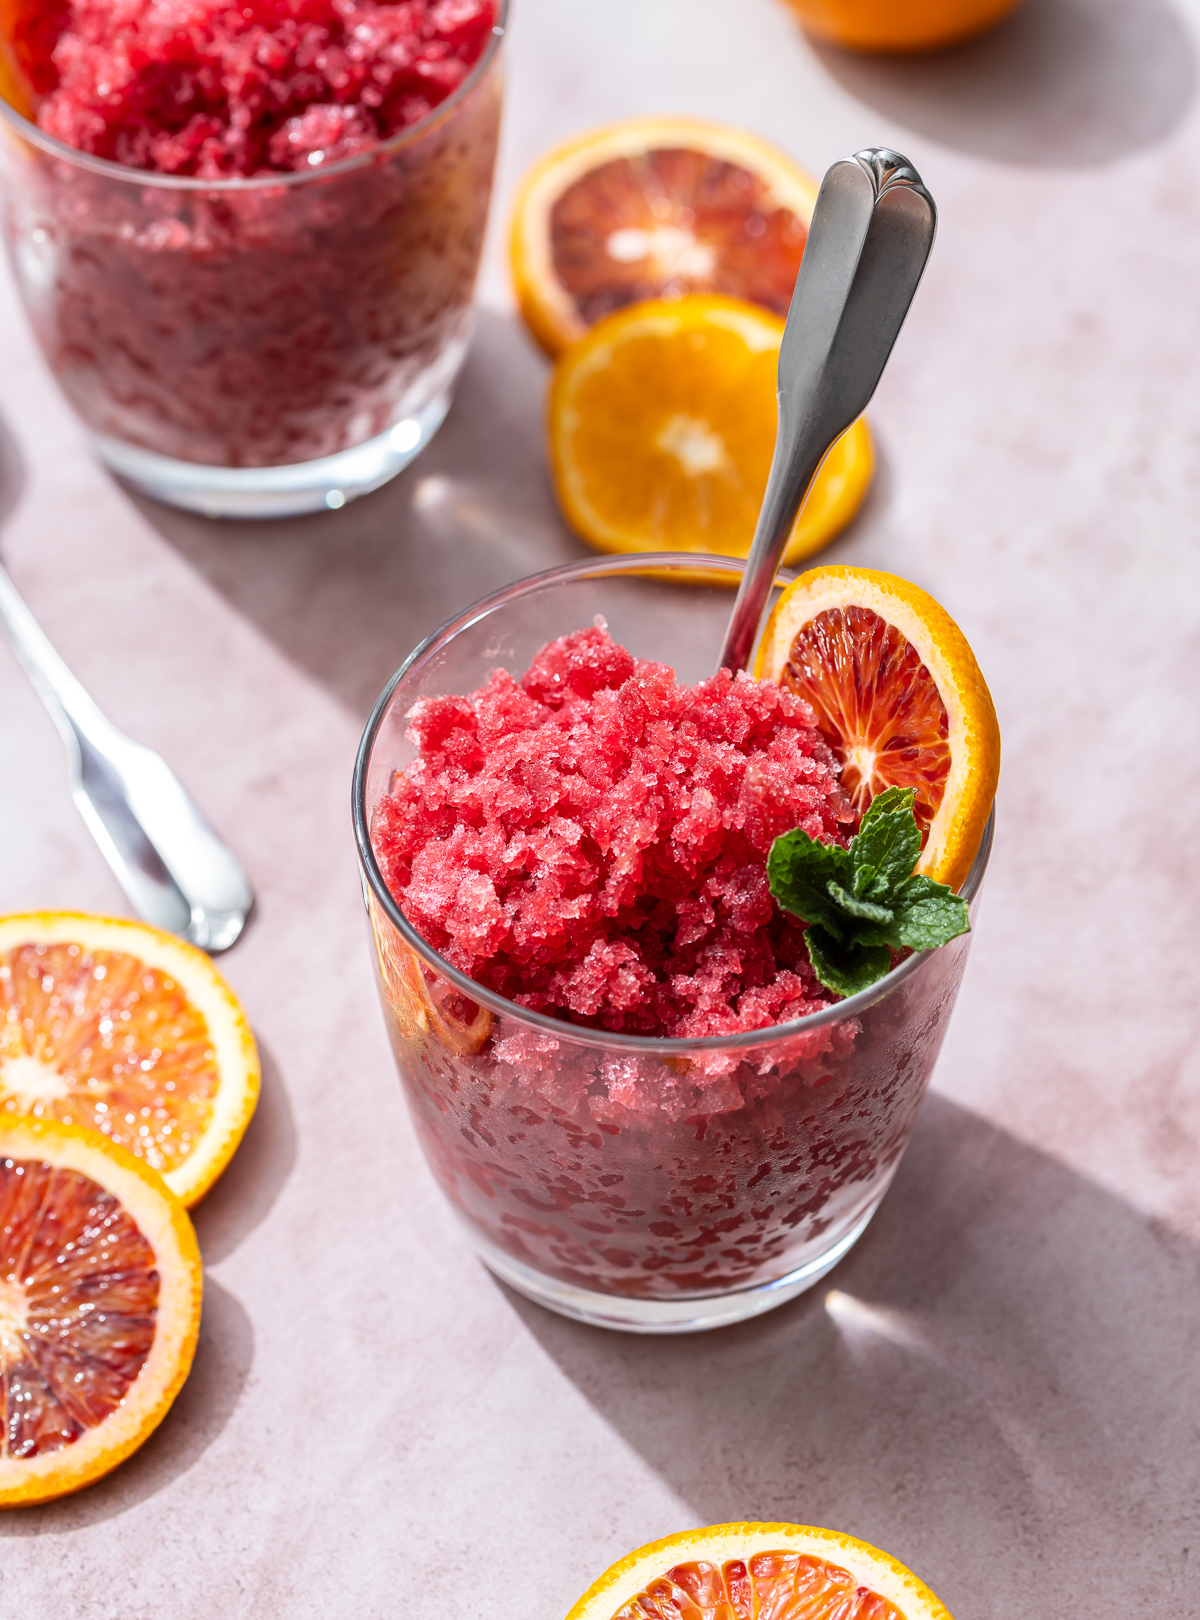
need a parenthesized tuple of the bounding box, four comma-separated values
(0, 0, 502, 472)
(365, 623, 980, 1303)
(358, 586, 987, 1314)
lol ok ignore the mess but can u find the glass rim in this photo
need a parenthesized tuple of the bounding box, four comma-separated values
(352, 552, 995, 1056)
(0, 0, 507, 192)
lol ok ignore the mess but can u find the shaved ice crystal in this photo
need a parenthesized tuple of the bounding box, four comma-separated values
(372, 622, 859, 1039)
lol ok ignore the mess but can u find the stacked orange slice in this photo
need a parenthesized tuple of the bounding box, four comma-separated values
(0, 912, 259, 1505)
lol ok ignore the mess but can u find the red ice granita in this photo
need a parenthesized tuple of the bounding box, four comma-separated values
(356, 559, 990, 1330)
(0, 0, 503, 513)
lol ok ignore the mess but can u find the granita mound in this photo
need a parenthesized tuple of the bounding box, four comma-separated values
(372, 622, 860, 1039)
(21, 0, 498, 177)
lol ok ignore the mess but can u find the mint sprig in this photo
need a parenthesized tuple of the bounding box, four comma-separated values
(767, 786, 969, 998)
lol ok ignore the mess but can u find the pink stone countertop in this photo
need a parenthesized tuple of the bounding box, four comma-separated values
(2, 0, 1199, 1613)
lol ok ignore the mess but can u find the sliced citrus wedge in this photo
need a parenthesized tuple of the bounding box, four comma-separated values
(512, 116, 819, 358)
(568, 1523, 952, 1620)
(368, 893, 492, 1057)
(549, 294, 872, 567)
(0, 913, 259, 1206)
(0, 1116, 202, 1507)
(756, 566, 999, 893)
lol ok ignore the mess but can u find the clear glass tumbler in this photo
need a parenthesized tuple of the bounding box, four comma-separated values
(353, 556, 992, 1333)
(0, 7, 505, 519)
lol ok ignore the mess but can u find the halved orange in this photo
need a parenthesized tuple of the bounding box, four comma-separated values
(512, 117, 819, 358)
(0, 913, 259, 1207)
(756, 566, 999, 892)
(567, 1524, 952, 1620)
(782, 0, 1022, 53)
(549, 295, 872, 568)
(0, 1116, 202, 1507)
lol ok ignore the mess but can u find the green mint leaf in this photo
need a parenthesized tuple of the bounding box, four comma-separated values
(851, 786, 922, 892)
(804, 926, 893, 998)
(767, 826, 854, 941)
(890, 878, 970, 951)
(770, 783, 971, 998)
(826, 881, 894, 927)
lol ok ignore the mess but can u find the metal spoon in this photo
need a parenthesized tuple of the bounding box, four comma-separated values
(0, 561, 253, 952)
(718, 147, 937, 673)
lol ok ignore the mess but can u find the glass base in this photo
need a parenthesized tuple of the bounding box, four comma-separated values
(93, 389, 452, 520)
(468, 1193, 886, 1335)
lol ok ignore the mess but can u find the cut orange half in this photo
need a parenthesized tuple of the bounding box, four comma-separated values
(0, 913, 259, 1207)
(567, 1523, 952, 1620)
(0, 1116, 202, 1507)
(756, 566, 999, 892)
(549, 295, 872, 568)
(512, 117, 819, 358)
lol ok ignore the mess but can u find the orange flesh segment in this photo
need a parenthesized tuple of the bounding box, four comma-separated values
(0, 1155, 158, 1459)
(612, 1553, 905, 1620)
(781, 605, 950, 837)
(0, 943, 217, 1177)
(550, 149, 808, 326)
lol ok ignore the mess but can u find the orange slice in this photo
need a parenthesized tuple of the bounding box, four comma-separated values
(756, 566, 999, 892)
(512, 117, 819, 359)
(0, 1116, 202, 1507)
(0, 913, 259, 1207)
(368, 892, 492, 1056)
(548, 294, 872, 568)
(567, 1524, 952, 1620)
(782, 0, 1021, 53)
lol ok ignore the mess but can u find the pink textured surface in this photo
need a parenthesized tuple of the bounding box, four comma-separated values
(1, 0, 1199, 1614)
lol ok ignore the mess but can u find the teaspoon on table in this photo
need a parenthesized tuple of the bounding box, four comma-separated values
(0, 558, 253, 952)
(718, 147, 937, 674)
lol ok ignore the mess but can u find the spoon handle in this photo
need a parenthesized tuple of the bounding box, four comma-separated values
(0, 559, 253, 952)
(718, 148, 937, 674)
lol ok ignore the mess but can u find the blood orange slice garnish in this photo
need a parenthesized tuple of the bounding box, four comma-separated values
(511, 117, 819, 358)
(0, 1117, 202, 1507)
(756, 567, 999, 893)
(567, 1524, 953, 1620)
(0, 913, 259, 1206)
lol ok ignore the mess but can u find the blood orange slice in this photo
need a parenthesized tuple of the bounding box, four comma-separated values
(756, 567, 999, 892)
(0, 913, 259, 1206)
(511, 117, 819, 358)
(0, 1117, 202, 1507)
(567, 1524, 953, 1620)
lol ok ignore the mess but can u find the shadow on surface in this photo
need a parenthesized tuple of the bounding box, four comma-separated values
(191, 1044, 297, 1264)
(136, 310, 586, 719)
(0, 408, 27, 530)
(811, 0, 1197, 167)
(0, 1278, 253, 1534)
(506, 1094, 1200, 1618)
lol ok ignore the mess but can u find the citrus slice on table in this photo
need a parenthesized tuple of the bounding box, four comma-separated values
(548, 294, 872, 566)
(0, 913, 259, 1207)
(756, 566, 999, 892)
(568, 1523, 952, 1620)
(512, 116, 819, 358)
(0, 1116, 202, 1507)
